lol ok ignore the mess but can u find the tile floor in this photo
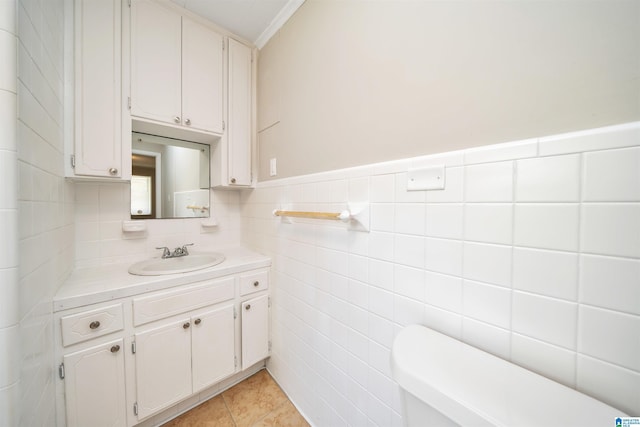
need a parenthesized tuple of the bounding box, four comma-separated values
(162, 369, 310, 427)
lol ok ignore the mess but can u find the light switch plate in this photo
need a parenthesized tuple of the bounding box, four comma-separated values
(407, 165, 445, 191)
(269, 158, 277, 177)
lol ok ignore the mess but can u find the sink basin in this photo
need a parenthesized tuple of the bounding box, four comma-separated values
(128, 253, 225, 276)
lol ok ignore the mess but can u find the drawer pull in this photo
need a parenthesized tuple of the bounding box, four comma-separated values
(183, 322, 190, 329)
(110, 345, 120, 353)
(89, 321, 101, 330)
(253, 281, 260, 287)
(194, 318, 201, 325)
(245, 304, 251, 310)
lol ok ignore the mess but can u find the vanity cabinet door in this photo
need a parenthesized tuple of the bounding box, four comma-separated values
(63, 339, 126, 427)
(130, 0, 182, 125)
(241, 294, 270, 369)
(191, 304, 235, 392)
(134, 318, 192, 420)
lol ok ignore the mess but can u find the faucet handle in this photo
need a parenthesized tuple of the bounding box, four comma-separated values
(156, 246, 171, 258)
(181, 243, 194, 255)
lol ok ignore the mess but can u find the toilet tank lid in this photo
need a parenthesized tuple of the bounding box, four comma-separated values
(391, 325, 626, 427)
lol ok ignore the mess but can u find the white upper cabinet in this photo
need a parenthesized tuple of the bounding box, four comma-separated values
(130, 0, 224, 135)
(227, 38, 253, 186)
(212, 38, 254, 188)
(182, 17, 224, 134)
(70, 0, 130, 180)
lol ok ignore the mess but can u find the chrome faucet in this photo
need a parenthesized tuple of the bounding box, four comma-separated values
(156, 243, 194, 259)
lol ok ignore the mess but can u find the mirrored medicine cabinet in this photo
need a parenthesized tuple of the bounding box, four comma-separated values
(130, 132, 210, 220)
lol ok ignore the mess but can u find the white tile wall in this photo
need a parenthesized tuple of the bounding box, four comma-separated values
(13, 0, 71, 425)
(515, 154, 581, 202)
(74, 183, 243, 267)
(241, 121, 640, 422)
(514, 204, 580, 251)
(582, 147, 640, 202)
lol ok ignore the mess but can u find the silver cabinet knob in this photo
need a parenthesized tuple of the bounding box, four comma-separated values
(253, 281, 259, 287)
(230, 178, 237, 184)
(108, 168, 118, 175)
(185, 118, 191, 125)
(245, 304, 251, 310)
(89, 321, 100, 330)
(110, 345, 120, 353)
(174, 116, 181, 123)
(183, 322, 190, 329)
(194, 318, 201, 325)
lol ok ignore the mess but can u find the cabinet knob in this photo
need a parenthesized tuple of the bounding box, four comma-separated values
(194, 318, 201, 325)
(110, 345, 120, 353)
(253, 281, 259, 287)
(89, 321, 100, 330)
(245, 304, 251, 310)
(230, 178, 237, 184)
(185, 118, 191, 125)
(183, 322, 190, 329)
(174, 116, 181, 123)
(108, 168, 118, 176)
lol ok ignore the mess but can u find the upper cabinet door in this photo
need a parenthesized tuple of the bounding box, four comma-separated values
(182, 17, 224, 134)
(130, 0, 182, 125)
(74, 0, 123, 178)
(227, 39, 253, 186)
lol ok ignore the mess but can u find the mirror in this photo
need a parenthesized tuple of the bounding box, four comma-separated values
(131, 132, 210, 219)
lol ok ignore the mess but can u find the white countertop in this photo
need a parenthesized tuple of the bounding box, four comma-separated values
(54, 247, 271, 312)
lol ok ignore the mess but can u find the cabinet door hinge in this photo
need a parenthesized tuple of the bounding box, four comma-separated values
(58, 363, 65, 380)
(133, 402, 138, 416)
(128, 0, 131, 7)
(234, 356, 237, 368)
(268, 341, 272, 352)
(233, 307, 237, 319)
(131, 341, 136, 354)
(70, 155, 76, 169)
(268, 297, 271, 308)
(127, 96, 131, 110)
(222, 120, 225, 131)
(222, 39, 225, 50)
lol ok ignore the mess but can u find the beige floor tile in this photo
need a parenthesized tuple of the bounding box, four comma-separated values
(253, 400, 310, 427)
(222, 370, 289, 427)
(161, 370, 306, 427)
(162, 395, 235, 427)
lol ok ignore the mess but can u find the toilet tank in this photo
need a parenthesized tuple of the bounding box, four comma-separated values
(391, 325, 626, 427)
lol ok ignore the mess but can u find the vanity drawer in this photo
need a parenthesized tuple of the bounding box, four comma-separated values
(61, 303, 124, 347)
(239, 270, 269, 296)
(133, 277, 235, 326)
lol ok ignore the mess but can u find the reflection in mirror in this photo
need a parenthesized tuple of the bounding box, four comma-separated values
(131, 132, 210, 219)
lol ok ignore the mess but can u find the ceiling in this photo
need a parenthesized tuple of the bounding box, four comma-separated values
(170, 0, 304, 49)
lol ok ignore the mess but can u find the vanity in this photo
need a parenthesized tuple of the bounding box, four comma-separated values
(54, 247, 271, 427)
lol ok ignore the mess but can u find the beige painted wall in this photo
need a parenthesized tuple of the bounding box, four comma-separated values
(257, 0, 640, 181)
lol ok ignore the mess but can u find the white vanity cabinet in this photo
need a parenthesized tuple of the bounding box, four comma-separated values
(56, 302, 127, 427)
(63, 339, 127, 427)
(239, 270, 270, 369)
(67, 0, 131, 180)
(55, 261, 270, 427)
(241, 295, 270, 369)
(134, 304, 235, 419)
(130, 0, 224, 135)
(131, 275, 237, 419)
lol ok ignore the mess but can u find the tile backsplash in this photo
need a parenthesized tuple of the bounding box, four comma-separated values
(240, 122, 640, 425)
(74, 183, 242, 268)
